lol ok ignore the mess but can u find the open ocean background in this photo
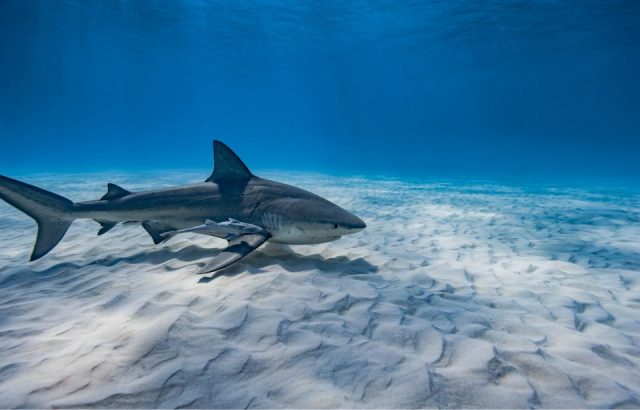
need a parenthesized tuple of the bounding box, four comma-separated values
(1, 0, 639, 183)
(1, 2, 640, 408)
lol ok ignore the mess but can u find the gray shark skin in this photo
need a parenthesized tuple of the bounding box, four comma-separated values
(0, 141, 366, 274)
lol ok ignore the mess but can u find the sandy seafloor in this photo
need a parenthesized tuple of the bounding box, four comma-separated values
(0, 171, 639, 409)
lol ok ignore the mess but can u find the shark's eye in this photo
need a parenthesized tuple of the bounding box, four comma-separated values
(333, 224, 338, 229)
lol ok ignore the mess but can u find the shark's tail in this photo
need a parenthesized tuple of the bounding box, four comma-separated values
(0, 175, 75, 261)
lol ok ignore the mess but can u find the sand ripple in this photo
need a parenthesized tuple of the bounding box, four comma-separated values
(0, 172, 639, 408)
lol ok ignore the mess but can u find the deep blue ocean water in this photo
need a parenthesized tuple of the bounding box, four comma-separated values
(2, 4, 640, 406)
(1, 1, 639, 183)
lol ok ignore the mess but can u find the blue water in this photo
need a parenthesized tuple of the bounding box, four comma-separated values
(1, 1, 639, 182)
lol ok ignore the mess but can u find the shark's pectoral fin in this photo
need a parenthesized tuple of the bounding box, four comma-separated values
(142, 221, 175, 245)
(198, 232, 270, 275)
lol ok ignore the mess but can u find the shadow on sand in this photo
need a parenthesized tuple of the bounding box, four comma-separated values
(198, 246, 378, 283)
(2, 242, 377, 287)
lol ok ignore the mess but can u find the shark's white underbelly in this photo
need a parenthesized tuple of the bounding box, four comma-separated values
(261, 211, 340, 244)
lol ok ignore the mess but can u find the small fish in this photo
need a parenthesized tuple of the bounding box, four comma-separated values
(160, 218, 264, 242)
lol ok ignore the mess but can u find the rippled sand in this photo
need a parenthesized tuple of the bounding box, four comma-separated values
(0, 172, 639, 408)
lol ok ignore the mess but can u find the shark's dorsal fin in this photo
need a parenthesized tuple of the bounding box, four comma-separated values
(101, 183, 131, 200)
(205, 140, 253, 183)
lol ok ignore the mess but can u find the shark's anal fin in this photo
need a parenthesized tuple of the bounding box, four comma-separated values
(205, 140, 253, 183)
(96, 220, 117, 235)
(142, 221, 175, 245)
(101, 183, 131, 201)
(198, 232, 270, 275)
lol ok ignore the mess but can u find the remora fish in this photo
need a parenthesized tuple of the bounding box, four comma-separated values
(0, 141, 366, 274)
(159, 218, 264, 242)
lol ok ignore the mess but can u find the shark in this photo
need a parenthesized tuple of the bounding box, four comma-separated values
(0, 141, 366, 274)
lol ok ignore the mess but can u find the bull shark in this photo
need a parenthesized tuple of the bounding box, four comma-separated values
(0, 141, 366, 274)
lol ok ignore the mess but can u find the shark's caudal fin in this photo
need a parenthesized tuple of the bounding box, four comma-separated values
(0, 175, 75, 261)
(205, 140, 253, 183)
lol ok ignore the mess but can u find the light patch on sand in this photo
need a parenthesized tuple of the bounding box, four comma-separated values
(0, 172, 639, 408)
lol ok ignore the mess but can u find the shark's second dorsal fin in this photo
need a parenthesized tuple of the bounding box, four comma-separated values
(205, 140, 253, 183)
(100, 183, 131, 201)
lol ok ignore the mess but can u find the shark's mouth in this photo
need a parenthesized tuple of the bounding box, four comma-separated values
(308, 236, 342, 244)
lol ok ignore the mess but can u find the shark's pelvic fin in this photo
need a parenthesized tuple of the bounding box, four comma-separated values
(100, 183, 131, 201)
(142, 221, 175, 244)
(96, 221, 117, 236)
(198, 232, 270, 274)
(205, 140, 253, 183)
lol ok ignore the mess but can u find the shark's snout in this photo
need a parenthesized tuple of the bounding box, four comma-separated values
(335, 211, 366, 235)
(346, 215, 366, 232)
